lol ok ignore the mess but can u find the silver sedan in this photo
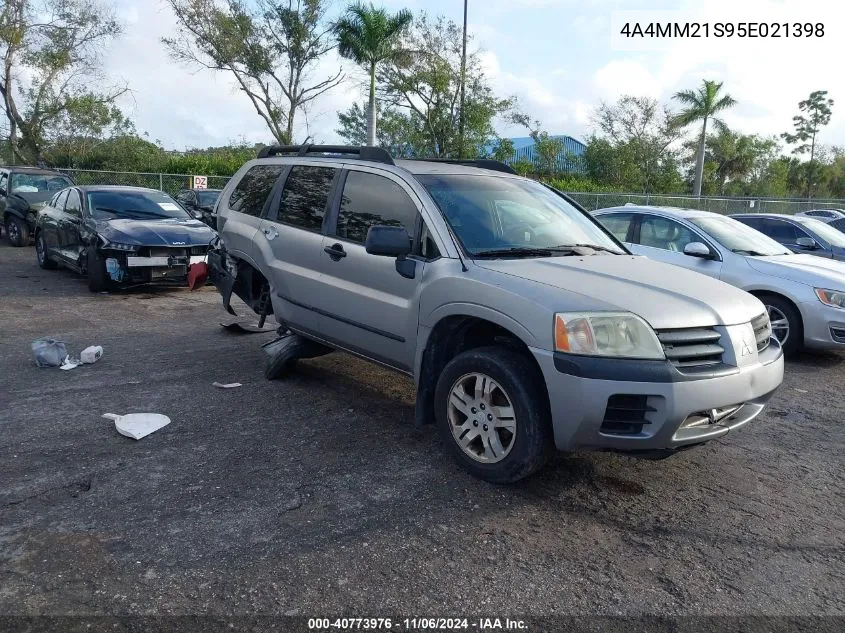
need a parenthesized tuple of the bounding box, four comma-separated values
(593, 205, 845, 355)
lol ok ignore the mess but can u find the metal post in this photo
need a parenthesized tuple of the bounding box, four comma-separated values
(458, 0, 467, 159)
(159, 173, 164, 191)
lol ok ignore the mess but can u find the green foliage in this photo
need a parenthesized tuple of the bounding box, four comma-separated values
(163, 0, 342, 144)
(782, 90, 834, 159)
(336, 102, 418, 157)
(1, 0, 124, 163)
(376, 12, 517, 158)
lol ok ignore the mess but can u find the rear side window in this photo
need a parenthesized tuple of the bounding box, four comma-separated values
(54, 190, 69, 211)
(830, 218, 845, 233)
(277, 166, 336, 231)
(228, 165, 285, 217)
(65, 190, 82, 216)
(335, 171, 418, 243)
(736, 216, 763, 231)
(598, 213, 634, 241)
(762, 219, 801, 242)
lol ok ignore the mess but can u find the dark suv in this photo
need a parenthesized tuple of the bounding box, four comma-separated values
(0, 166, 75, 246)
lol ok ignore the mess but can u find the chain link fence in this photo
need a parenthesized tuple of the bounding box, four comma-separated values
(57, 168, 231, 196)
(54, 168, 845, 217)
(565, 192, 845, 215)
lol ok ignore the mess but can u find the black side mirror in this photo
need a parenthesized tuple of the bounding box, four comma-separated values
(365, 225, 415, 279)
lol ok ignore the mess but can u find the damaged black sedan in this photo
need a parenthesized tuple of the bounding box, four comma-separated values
(34, 186, 217, 292)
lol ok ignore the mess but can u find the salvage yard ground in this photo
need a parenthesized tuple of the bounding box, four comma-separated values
(1, 241, 843, 618)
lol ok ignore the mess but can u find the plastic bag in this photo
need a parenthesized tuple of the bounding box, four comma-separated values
(32, 338, 68, 368)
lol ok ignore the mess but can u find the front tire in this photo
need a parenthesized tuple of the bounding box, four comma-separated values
(761, 295, 802, 356)
(36, 233, 58, 269)
(5, 216, 29, 247)
(87, 248, 110, 292)
(434, 346, 552, 484)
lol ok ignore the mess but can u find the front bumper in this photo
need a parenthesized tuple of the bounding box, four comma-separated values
(798, 301, 845, 349)
(531, 340, 784, 453)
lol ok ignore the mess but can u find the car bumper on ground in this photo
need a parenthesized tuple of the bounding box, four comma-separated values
(530, 340, 784, 454)
(799, 301, 845, 348)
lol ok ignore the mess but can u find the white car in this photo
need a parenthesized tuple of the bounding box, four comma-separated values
(594, 206, 845, 355)
(795, 209, 845, 222)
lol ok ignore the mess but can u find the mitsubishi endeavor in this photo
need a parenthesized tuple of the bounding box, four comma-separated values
(206, 145, 784, 483)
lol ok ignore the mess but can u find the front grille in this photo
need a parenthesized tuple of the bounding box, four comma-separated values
(831, 326, 845, 344)
(752, 313, 772, 352)
(149, 246, 188, 257)
(656, 327, 724, 368)
(601, 394, 655, 436)
(190, 246, 207, 256)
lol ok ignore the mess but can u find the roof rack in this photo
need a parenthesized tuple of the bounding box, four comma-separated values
(256, 144, 395, 166)
(409, 158, 517, 175)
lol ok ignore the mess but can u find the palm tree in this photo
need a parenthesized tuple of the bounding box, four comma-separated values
(334, 3, 413, 147)
(673, 80, 737, 197)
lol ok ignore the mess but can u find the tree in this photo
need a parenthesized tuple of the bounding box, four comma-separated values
(0, 0, 124, 163)
(589, 95, 681, 193)
(672, 80, 736, 197)
(336, 101, 417, 157)
(163, 0, 343, 145)
(377, 12, 516, 158)
(333, 2, 412, 147)
(781, 90, 834, 198)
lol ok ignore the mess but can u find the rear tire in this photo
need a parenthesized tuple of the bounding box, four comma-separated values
(87, 248, 110, 292)
(5, 216, 29, 247)
(760, 294, 802, 357)
(434, 346, 553, 484)
(36, 233, 58, 270)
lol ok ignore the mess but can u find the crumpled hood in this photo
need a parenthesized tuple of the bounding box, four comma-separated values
(476, 255, 765, 329)
(746, 254, 845, 289)
(10, 191, 53, 210)
(96, 218, 217, 247)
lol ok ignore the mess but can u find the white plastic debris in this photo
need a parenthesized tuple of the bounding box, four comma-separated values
(212, 382, 242, 389)
(103, 413, 171, 440)
(80, 346, 104, 364)
(59, 355, 80, 371)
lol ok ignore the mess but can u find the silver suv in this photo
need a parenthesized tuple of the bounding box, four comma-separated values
(208, 145, 784, 483)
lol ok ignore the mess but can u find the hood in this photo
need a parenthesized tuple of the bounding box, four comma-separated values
(96, 217, 217, 247)
(746, 254, 845, 289)
(476, 255, 765, 329)
(10, 191, 53, 210)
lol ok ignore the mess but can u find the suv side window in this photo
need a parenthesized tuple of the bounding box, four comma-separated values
(335, 171, 419, 245)
(598, 213, 635, 241)
(64, 190, 82, 217)
(276, 166, 336, 232)
(229, 165, 286, 217)
(637, 215, 700, 252)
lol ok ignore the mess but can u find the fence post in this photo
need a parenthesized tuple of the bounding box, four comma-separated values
(159, 173, 164, 191)
(595, 194, 599, 210)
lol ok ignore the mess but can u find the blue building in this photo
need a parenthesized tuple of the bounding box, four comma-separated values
(486, 135, 587, 173)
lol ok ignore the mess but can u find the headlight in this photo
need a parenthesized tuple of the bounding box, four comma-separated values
(101, 240, 139, 252)
(815, 288, 845, 309)
(554, 312, 665, 359)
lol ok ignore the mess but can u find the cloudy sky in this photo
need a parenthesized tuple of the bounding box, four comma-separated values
(104, 0, 844, 150)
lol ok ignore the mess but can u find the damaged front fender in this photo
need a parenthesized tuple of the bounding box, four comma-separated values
(208, 249, 238, 316)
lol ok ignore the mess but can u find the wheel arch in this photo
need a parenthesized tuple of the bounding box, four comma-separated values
(413, 313, 549, 427)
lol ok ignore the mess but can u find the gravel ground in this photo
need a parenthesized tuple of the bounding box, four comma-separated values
(1, 241, 843, 626)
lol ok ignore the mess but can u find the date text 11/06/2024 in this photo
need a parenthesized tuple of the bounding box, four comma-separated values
(619, 22, 824, 38)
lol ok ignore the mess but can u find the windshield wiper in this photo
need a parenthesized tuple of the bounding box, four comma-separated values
(473, 247, 556, 258)
(551, 243, 624, 254)
(732, 248, 769, 256)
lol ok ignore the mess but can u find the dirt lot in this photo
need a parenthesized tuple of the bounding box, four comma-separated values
(1, 240, 844, 624)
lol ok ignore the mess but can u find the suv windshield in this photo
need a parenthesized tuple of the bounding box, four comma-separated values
(10, 172, 72, 193)
(417, 175, 623, 256)
(795, 217, 845, 248)
(87, 190, 192, 221)
(689, 216, 792, 256)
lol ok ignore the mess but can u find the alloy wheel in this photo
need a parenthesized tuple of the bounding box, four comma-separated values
(7, 220, 20, 243)
(766, 304, 790, 346)
(36, 235, 45, 264)
(447, 372, 517, 464)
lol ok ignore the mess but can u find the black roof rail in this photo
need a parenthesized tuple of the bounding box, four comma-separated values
(409, 158, 517, 175)
(256, 144, 395, 166)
